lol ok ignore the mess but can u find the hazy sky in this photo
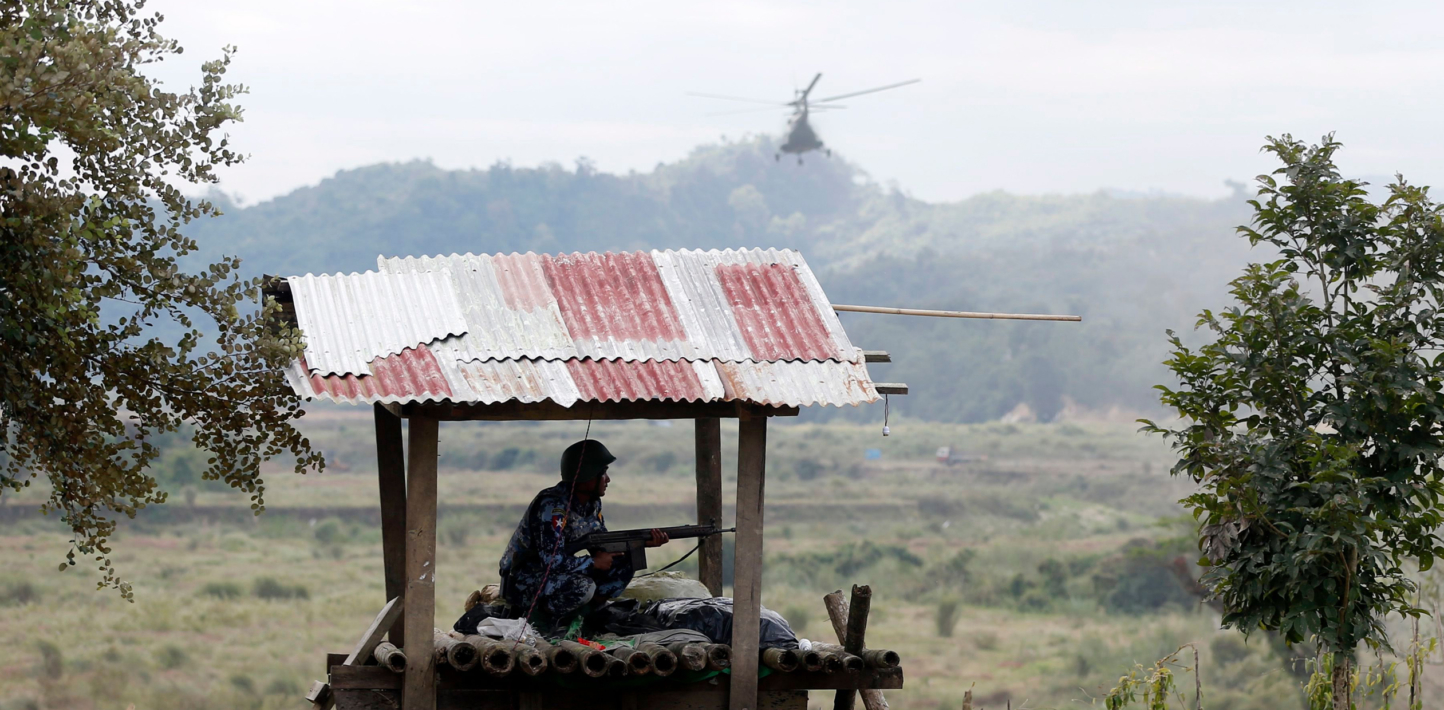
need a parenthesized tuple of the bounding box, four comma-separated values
(148, 0, 1444, 205)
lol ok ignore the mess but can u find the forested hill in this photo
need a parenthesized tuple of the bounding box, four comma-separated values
(190, 137, 1259, 423)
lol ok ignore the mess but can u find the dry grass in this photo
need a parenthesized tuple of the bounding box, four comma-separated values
(0, 418, 1436, 710)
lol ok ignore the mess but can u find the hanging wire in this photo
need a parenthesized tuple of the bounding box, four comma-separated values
(637, 543, 701, 578)
(882, 393, 891, 436)
(513, 404, 595, 644)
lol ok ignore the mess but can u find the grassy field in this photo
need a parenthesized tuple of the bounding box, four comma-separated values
(0, 414, 1437, 710)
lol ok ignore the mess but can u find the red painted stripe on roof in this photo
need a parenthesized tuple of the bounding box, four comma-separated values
(492, 252, 556, 312)
(565, 358, 707, 403)
(542, 252, 686, 342)
(304, 349, 451, 401)
(715, 262, 838, 361)
(368, 347, 452, 399)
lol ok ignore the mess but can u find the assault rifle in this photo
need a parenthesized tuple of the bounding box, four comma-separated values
(564, 523, 735, 570)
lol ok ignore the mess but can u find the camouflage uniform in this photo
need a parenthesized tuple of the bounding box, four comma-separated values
(499, 482, 634, 620)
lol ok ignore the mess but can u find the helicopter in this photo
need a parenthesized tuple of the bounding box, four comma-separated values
(690, 73, 919, 164)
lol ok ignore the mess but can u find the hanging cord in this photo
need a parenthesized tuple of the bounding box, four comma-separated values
(882, 393, 890, 436)
(637, 543, 701, 578)
(513, 405, 594, 645)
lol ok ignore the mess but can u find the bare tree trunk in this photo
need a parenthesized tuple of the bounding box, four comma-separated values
(1331, 655, 1351, 710)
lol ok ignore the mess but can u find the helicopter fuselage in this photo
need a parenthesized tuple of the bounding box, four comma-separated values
(780, 111, 823, 155)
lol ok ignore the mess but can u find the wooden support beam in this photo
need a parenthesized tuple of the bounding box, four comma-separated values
(695, 418, 724, 597)
(861, 351, 890, 363)
(374, 403, 408, 645)
(823, 589, 887, 710)
(872, 384, 908, 396)
(729, 415, 767, 710)
(403, 416, 440, 710)
(400, 400, 798, 422)
(344, 598, 406, 666)
(317, 598, 405, 710)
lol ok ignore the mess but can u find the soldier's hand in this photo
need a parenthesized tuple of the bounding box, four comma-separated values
(644, 529, 669, 548)
(592, 551, 616, 571)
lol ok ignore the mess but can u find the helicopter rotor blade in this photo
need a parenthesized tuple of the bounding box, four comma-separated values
(706, 105, 795, 116)
(811, 78, 920, 104)
(799, 73, 823, 100)
(686, 91, 790, 106)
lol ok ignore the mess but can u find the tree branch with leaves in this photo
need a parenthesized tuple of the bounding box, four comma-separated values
(0, 0, 321, 599)
(1142, 134, 1444, 710)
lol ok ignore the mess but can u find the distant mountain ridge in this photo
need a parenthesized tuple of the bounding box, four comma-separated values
(189, 137, 1258, 422)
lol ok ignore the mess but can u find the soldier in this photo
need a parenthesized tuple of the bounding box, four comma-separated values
(498, 439, 669, 622)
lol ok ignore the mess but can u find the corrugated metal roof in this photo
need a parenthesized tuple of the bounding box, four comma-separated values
(372, 249, 858, 364)
(715, 360, 879, 408)
(290, 271, 466, 376)
(284, 248, 879, 408)
(288, 355, 871, 408)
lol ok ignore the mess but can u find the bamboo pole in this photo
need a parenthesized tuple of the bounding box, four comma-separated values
(833, 304, 1081, 322)
(545, 643, 579, 675)
(801, 649, 826, 673)
(705, 644, 732, 671)
(610, 646, 652, 676)
(666, 642, 708, 672)
(861, 649, 900, 670)
(761, 648, 800, 673)
(558, 641, 609, 678)
(824, 589, 889, 710)
(512, 644, 548, 676)
(810, 643, 865, 673)
(638, 643, 678, 677)
(466, 635, 515, 676)
(373, 642, 407, 673)
(434, 630, 478, 671)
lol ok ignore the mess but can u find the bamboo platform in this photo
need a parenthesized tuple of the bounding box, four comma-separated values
(325, 652, 903, 710)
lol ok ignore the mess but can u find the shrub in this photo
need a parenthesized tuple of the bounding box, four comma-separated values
(253, 577, 309, 600)
(440, 447, 488, 470)
(312, 518, 346, 545)
(200, 581, 243, 600)
(794, 459, 825, 481)
(439, 517, 471, 547)
(265, 677, 301, 696)
(1210, 635, 1250, 666)
(155, 645, 188, 670)
(935, 598, 960, 637)
(974, 631, 999, 651)
(782, 606, 810, 634)
(0, 581, 38, 606)
(1038, 559, 1068, 599)
(913, 549, 976, 599)
(492, 447, 522, 470)
(36, 640, 62, 680)
(229, 674, 256, 694)
(643, 450, 677, 473)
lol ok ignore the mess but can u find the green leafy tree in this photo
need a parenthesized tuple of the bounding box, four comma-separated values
(0, 1, 321, 597)
(1143, 135, 1444, 709)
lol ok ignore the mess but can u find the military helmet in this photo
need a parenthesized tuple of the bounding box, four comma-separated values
(560, 439, 616, 483)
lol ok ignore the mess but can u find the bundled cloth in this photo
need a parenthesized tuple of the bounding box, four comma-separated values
(641, 597, 799, 650)
(453, 596, 799, 650)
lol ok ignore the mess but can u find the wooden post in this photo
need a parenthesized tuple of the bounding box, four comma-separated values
(729, 414, 767, 710)
(824, 588, 888, 710)
(402, 416, 439, 710)
(374, 403, 407, 645)
(695, 417, 724, 596)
